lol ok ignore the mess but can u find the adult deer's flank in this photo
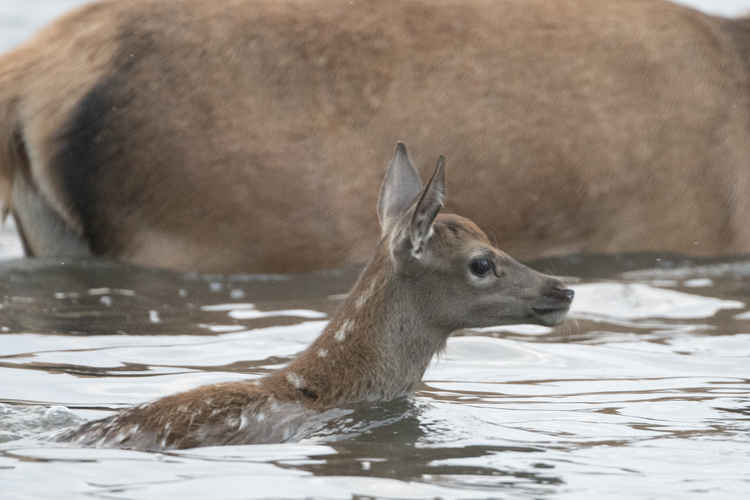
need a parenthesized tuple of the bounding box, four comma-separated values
(3, 0, 750, 272)
(61, 144, 574, 450)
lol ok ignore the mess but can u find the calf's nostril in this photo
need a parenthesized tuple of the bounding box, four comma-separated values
(545, 284, 575, 303)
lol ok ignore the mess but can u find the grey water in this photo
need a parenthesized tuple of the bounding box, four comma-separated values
(0, 253, 749, 499)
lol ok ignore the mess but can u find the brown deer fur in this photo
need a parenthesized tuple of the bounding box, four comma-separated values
(59, 144, 574, 449)
(2, 0, 750, 273)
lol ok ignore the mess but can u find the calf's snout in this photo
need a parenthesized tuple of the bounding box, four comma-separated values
(546, 284, 575, 303)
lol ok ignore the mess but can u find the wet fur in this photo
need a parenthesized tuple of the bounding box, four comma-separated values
(61, 145, 574, 450)
(63, 238, 434, 449)
(61, 217, 457, 449)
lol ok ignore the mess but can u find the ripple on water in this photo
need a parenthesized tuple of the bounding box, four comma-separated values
(0, 256, 749, 499)
(570, 283, 744, 320)
(0, 404, 82, 443)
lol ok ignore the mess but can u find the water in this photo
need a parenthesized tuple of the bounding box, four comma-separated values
(2, 1, 750, 498)
(0, 254, 748, 499)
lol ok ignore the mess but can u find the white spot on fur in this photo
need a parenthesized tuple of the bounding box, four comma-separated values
(355, 280, 377, 310)
(256, 412, 266, 422)
(286, 372, 305, 389)
(317, 348, 328, 358)
(239, 414, 249, 430)
(149, 310, 161, 323)
(334, 319, 353, 342)
(355, 292, 368, 309)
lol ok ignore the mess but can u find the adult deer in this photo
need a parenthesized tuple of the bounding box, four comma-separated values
(60, 144, 574, 449)
(2, 0, 749, 273)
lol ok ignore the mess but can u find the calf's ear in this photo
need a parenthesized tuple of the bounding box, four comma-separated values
(377, 142, 423, 236)
(407, 156, 445, 258)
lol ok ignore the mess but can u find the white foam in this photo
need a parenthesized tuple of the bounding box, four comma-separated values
(571, 282, 743, 320)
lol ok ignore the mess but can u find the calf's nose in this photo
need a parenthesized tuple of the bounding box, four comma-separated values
(545, 283, 575, 303)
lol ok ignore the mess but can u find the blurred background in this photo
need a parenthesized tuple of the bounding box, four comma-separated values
(0, 0, 90, 51)
(0, 0, 748, 259)
(1, 0, 750, 258)
(1, 0, 750, 53)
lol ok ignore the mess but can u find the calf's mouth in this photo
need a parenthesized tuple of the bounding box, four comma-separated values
(530, 286, 574, 326)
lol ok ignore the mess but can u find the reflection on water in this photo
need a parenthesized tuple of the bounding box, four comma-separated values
(0, 254, 748, 499)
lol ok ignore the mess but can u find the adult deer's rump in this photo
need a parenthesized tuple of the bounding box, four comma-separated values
(1, 0, 748, 272)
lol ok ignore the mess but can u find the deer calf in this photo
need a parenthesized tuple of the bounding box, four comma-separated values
(61, 144, 574, 450)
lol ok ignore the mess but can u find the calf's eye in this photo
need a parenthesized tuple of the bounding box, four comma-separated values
(469, 257, 494, 277)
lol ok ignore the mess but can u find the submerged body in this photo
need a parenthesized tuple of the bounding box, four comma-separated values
(1, 0, 750, 272)
(61, 145, 574, 450)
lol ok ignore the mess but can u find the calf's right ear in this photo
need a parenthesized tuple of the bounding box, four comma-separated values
(407, 156, 445, 258)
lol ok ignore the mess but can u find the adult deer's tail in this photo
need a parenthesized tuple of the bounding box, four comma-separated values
(0, 48, 26, 221)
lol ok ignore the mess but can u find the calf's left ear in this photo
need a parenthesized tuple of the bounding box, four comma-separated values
(377, 142, 423, 236)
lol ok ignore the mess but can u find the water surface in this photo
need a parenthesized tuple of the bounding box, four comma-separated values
(0, 254, 748, 499)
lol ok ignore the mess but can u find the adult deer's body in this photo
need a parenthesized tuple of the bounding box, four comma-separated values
(61, 144, 574, 450)
(1, 0, 750, 272)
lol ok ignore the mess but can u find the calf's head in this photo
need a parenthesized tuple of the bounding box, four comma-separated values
(377, 143, 574, 331)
